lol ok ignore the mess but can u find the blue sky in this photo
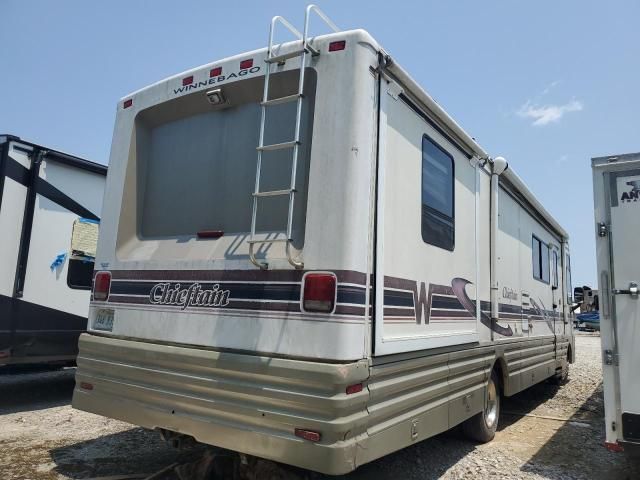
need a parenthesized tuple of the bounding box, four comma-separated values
(2, 1, 639, 288)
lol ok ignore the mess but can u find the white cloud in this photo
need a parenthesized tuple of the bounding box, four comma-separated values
(517, 99, 583, 126)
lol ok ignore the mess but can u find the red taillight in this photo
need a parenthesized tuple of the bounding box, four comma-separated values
(93, 271, 111, 301)
(346, 383, 363, 395)
(605, 441, 624, 452)
(302, 273, 336, 313)
(210, 67, 222, 77)
(294, 428, 321, 442)
(182, 75, 194, 86)
(240, 59, 253, 69)
(123, 99, 133, 109)
(79, 382, 94, 391)
(328, 40, 346, 52)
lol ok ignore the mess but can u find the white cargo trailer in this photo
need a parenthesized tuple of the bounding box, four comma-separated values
(592, 152, 640, 454)
(73, 6, 574, 474)
(0, 135, 106, 366)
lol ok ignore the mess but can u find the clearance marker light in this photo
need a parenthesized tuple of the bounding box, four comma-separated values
(123, 99, 133, 109)
(182, 75, 194, 86)
(328, 40, 346, 52)
(240, 59, 253, 69)
(294, 428, 321, 442)
(79, 382, 94, 391)
(210, 67, 222, 77)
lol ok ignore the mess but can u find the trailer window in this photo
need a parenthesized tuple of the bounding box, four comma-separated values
(421, 135, 454, 251)
(532, 235, 550, 283)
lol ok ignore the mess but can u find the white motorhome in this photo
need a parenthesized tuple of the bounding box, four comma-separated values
(592, 152, 640, 455)
(0, 135, 106, 366)
(73, 6, 574, 474)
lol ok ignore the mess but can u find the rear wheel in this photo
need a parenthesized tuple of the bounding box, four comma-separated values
(462, 369, 501, 443)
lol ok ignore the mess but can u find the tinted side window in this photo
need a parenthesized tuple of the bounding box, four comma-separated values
(421, 135, 454, 251)
(532, 235, 550, 283)
(541, 243, 550, 283)
(532, 237, 541, 279)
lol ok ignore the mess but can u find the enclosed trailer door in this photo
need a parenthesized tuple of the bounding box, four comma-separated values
(374, 81, 480, 356)
(607, 169, 640, 439)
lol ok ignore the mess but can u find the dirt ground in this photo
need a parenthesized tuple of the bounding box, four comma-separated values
(0, 333, 637, 480)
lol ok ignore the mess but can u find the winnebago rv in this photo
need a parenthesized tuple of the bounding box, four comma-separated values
(73, 6, 574, 474)
(592, 152, 640, 454)
(0, 135, 106, 366)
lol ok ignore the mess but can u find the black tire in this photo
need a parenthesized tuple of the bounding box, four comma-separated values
(462, 369, 501, 443)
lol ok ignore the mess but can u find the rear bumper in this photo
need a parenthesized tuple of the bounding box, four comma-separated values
(72, 334, 370, 475)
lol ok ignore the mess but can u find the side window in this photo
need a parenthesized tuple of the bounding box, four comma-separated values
(532, 237, 541, 279)
(67, 218, 99, 290)
(552, 250, 559, 288)
(532, 235, 550, 283)
(421, 135, 454, 251)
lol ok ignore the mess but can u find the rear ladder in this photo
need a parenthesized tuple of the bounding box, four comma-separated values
(248, 4, 338, 270)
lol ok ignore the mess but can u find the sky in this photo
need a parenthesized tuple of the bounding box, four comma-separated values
(1, 0, 639, 288)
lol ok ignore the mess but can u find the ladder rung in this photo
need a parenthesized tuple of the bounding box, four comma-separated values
(261, 94, 302, 107)
(253, 189, 295, 198)
(265, 49, 306, 64)
(257, 140, 299, 152)
(247, 238, 289, 244)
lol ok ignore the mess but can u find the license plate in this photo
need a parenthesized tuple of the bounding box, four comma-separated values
(93, 309, 114, 332)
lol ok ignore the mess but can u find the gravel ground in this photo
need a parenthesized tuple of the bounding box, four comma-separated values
(0, 333, 637, 479)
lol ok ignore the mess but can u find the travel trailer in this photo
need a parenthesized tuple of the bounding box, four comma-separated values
(0, 135, 106, 366)
(592, 152, 640, 455)
(73, 6, 574, 474)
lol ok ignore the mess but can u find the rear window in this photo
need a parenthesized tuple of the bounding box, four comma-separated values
(134, 69, 316, 249)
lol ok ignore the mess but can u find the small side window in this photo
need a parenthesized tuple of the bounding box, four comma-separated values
(566, 254, 573, 303)
(541, 243, 550, 283)
(532, 237, 541, 280)
(421, 135, 454, 251)
(67, 218, 99, 290)
(532, 235, 550, 284)
(552, 250, 559, 288)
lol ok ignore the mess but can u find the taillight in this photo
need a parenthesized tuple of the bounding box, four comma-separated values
(302, 273, 336, 313)
(93, 271, 111, 301)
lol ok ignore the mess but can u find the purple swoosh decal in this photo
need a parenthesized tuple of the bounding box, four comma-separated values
(530, 298, 554, 331)
(451, 278, 513, 337)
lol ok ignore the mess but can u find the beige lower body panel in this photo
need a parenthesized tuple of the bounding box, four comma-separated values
(73, 333, 571, 475)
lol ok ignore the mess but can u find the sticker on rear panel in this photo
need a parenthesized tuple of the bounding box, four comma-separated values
(93, 309, 114, 332)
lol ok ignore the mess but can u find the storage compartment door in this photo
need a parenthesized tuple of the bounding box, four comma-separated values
(374, 83, 479, 356)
